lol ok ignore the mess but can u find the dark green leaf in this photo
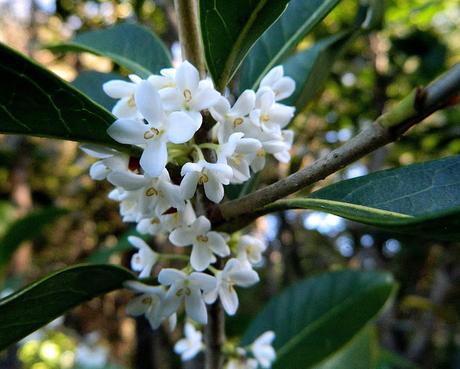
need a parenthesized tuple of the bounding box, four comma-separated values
(200, 0, 289, 90)
(0, 208, 68, 270)
(239, 0, 342, 90)
(72, 71, 126, 111)
(242, 270, 395, 369)
(316, 326, 378, 369)
(0, 43, 122, 149)
(48, 23, 171, 77)
(0, 264, 134, 349)
(283, 32, 353, 110)
(266, 155, 460, 241)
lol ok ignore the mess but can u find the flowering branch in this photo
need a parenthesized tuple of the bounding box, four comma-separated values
(215, 62, 460, 226)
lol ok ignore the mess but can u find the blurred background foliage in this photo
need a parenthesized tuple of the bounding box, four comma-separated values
(0, 0, 459, 368)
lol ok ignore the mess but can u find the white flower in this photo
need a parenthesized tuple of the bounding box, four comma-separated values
(108, 169, 185, 215)
(251, 331, 276, 368)
(174, 322, 204, 361)
(237, 235, 267, 265)
(250, 88, 295, 133)
(125, 281, 170, 329)
(159, 268, 216, 324)
(107, 80, 201, 177)
(180, 160, 233, 203)
(128, 236, 158, 278)
(216, 132, 262, 183)
(259, 66, 295, 101)
(210, 90, 255, 139)
(159, 61, 220, 116)
(205, 259, 259, 315)
(80, 144, 129, 181)
(103, 74, 142, 118)
(169, 216, 230, 271)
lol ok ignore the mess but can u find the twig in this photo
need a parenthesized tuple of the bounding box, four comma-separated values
(214, 63, 460, 225)
(173, 0, 206, 77)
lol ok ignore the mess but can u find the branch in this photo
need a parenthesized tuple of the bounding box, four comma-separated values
(173, 0, 206, 77)
(214, 62, 460, 225)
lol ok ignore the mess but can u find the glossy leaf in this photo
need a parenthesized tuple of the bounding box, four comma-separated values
(266, 155, 460, 240)
(242, 270, 395, 369)
(0, 208, 68, 270)
(48, 23, 171, 77)
(0, 43, 122, 149)
(283, 32, 353, 110)
(316, 325, 378, 369)
(200, 0, 289, 90)
(239, 0, 342, 90)
(72, 70, 126, 111)
(0, 264, 134, 349)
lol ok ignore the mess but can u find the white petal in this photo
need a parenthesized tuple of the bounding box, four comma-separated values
(185, 288, 207, 324)
(158, 268, 186, 285)
(190, 244, 213, 271)
(112, 98, 137, 118)
(219, 286, 239, 315)
(166, 111, 201, 144)
(140, 139, 168, 177)
(89, 161, 110, 180)
(169, 228, 194, 246)
(180, 171, 200, 199)
(135, 80, 163, 124)
(189, 272, 217, 293)
(103, 80, 135, 98)
(159, 87, 182, 111)
(260, 66, 284, 88)
(162, 288, 182, 317)
(209, 97, 230, 122)
(107, 119, 146, 144)
(273, 77, 295, 101)
(128, 236, 149, 250)
(232, 90, 255, 116)
(80, 144, 117, 158)
(206, 232, 230, 257)
(194, 216, 211, 233)
(176, 61, 200, 93)
(204, 176, 224, 203)
(191, 84, 221, 111)
(181, 162, 204, 175)
(107, 171, 149, 190)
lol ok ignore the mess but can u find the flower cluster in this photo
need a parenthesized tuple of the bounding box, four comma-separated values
(82, 60, 295, 368)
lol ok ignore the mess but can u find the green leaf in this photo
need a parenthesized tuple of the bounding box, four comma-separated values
(0, 264, 134, 349)
(48, 23, 171, 77)
(242, 270, 395, 369)
(283, 32, 353, 110)
(0, 43, 122, 149)
(315, 326, 378, 369)
(0, 208, 68, 270)
(239, 0, 342, 90)
(199, 0, 289, 90)
(72, 70, 126, 111)
(266, 155, 460, 241)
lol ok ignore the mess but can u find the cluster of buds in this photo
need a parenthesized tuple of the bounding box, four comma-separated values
(81, 61, 295, 368)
